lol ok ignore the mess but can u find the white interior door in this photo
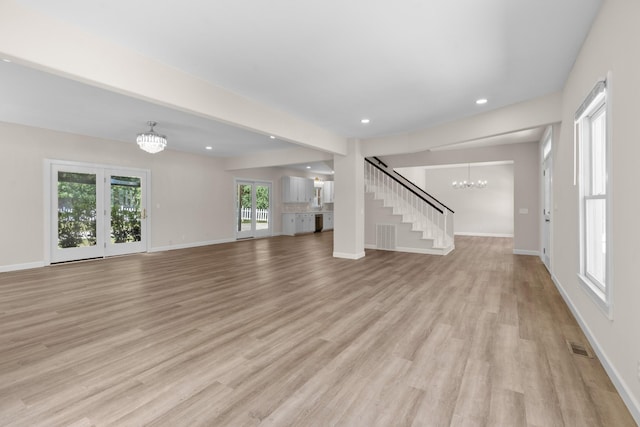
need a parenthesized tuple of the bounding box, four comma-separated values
(235, 180, 272, 239)
(542, 140, 552, 271)
(50, 162, 148, 263)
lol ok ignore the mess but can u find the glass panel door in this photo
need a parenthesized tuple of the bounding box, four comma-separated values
(236, 181, 254, 239)
(50, 163, 148, 263)
(51, 165, 104, 262)
(106, 170, 148, 256)
(235, 180, 271, 239)
(255, 184, 271, 237)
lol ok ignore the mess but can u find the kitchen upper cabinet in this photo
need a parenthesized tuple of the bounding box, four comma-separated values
(322, 181, 334, 203)
(282, 176, 314, 203)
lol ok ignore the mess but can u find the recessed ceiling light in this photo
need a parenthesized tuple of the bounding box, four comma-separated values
(205, 146, 213, 150)
(269, 135, 276, 139)
(476, 98, 488, 105)
(2, 58, 11, 63)
(306, 166, 311, 169)
(361, 118, 371, 124)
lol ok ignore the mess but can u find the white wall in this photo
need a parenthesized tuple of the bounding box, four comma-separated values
(552, 0, 640, 420)
(396, 163, 514, 237)
(383, 141, 539, 253)
(0, 121, 336, 270)
(0, 122, 236, 268)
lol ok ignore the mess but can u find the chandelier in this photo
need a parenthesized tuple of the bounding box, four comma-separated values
(452, 163, 487, 189)
(136, 121, 167, 154)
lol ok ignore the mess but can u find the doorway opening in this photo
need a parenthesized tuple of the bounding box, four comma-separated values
(48, 161, 149, 263)
(235, 179, 272, 239)
(541, 128, 552, 271)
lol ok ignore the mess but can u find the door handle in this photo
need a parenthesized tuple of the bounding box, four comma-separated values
(141, 208, 147, 219)
(545, 219, 550, 222)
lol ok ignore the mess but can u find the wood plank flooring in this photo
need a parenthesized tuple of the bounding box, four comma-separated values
(0, 234, 635, 426)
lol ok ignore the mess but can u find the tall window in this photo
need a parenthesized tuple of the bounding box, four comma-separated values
(576, 80, 610, 311)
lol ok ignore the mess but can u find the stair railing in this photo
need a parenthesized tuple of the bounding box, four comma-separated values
(365, 158, 454, 248)
(370, 156, 455, 215)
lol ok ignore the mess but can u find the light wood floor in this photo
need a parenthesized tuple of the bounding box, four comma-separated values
(0, 234, 635, 426)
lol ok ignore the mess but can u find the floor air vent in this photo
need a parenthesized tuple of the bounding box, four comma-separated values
(567, 341, 593, 358)
(376, 224, 397, 250)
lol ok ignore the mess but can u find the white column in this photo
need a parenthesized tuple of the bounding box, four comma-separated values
(333, 139, 365, 259)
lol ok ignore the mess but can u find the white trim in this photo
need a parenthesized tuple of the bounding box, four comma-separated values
(418, 160, 514, 169)
(333, 251, 366, 260)
(43, 159, 52, 266)
(364, 244, 454, 256)
(45, 158, 152, 172)
(455, 232, 514, 238)
(0, 261, 46, 273)
(44, 159, 152, 264)
(540, 125, 553, 273)
(577, 273, 613, 320)
(234, 178, 274, 240)
(513, 249, 540, 256)
(576, 73, 613, 312)
(150, 238, 235, 253)
(551, 274, 640, 425)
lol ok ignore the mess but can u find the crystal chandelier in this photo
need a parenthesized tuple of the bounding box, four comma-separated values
(136, 121, 167, 154)
(452, 163, 487, 189)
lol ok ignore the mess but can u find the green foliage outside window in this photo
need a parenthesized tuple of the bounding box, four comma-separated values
(57, 173, 97, 248)
(240, 185, 270, 223)
(110, 177, 141, 243)
(57, 173, 142, 247)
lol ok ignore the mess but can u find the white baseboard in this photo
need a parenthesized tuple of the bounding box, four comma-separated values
(364, 244, 454, 256)
(151, 238, 235, 253)
(0, 261, 46, 273)
(551, 274, 640, 425)
(513, 249, 540, 256)
(455, 232, 514, 238)
(333, 251, 366, 260)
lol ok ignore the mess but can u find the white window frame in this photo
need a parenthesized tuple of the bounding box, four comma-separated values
(575, 77, 613, 319)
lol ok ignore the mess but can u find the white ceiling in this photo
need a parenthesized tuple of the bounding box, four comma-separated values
(0, 60, 294, 157)
(2, 0, 602, 158)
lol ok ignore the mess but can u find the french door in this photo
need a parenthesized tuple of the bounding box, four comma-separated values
(50, 162, 148, 263)
(236, 180, 272, 239)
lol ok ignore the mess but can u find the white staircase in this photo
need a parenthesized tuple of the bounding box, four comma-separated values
(364, 160, 454, 255)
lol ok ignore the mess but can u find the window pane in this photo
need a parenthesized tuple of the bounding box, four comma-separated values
(256, 185, 270, 231)
(110, 176, 142, 243)
(57, 172, 97, 248)
(585, 198, 606, 288)
(590, 108, 606, 196)
(237, 184, 252, 232)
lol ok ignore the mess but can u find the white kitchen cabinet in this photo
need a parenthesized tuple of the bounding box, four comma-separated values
(323, 212, 334, 230)
(283, 212, 332, 235)
(322, 181, 335, 203)
(282, 213, 297, 236)
(304, 180, 314, 203)
(282, 176, 314, 203)
(294, 213, 315, 234)
(306, 213, 316, 232)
